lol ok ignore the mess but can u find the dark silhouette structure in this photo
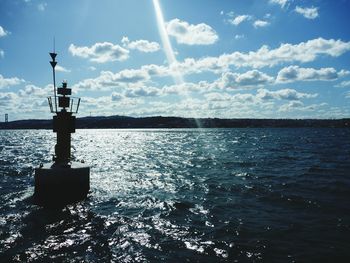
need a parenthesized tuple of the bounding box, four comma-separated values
(34, 52, 90, 207)
(52, 80, 80, 163)
(5, 114, 8, 123)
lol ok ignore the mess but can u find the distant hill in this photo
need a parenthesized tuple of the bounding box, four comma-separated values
(0, 115, 349, 129)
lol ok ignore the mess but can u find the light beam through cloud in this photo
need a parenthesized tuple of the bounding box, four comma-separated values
(152, 0, 184, 85)
(152, 0, 204, 127)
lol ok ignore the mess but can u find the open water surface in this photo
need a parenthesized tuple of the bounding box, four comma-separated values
(0, 128, 349, 262)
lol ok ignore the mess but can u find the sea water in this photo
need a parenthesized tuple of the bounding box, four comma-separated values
(0, 128, 349, 262)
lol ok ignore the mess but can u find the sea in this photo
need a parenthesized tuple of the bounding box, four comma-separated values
(0, 128, 349, 262)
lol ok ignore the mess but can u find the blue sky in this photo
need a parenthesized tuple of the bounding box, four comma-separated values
(1, 0, 350, 120)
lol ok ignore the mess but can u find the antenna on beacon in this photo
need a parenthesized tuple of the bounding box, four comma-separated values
(49, 37, 58, 112)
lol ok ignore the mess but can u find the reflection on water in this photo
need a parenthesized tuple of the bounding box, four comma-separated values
(0, 128, 350, 262)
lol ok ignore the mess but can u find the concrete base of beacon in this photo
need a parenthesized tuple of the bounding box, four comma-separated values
(34, 162, 90, 207)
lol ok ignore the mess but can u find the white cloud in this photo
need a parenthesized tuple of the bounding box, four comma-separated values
(0, 26, 8, 37)
(55, 65, 71, 73)
(166, 18, 218, 45)
(339, 70, 350, 77)
(232, 93, 256, 103)
(72, 67, 152, 91)
(0, 83, 56, 120)
(0, 49, 4, 58)
(227, 11, 235, 18)
(279, 101, 304, 111)
(170, 57, 224, 75)
(257, 88, 318, 101)
(229, 15, 251, 26)
(204, 88, 317, 113)
(37, 2, 47, 11)
(111, 86, 161, 101)
(111, 92, 124, 102)
(277, 66, 343, 83)
(235, 34, 245, 40)
(279, 102, 328, 113)
(168, 38, 350, 74)
(254, 20, 270, 28)
(190, 37, 350, 70)
(68, 42, 129, 63)
(72, 63, 172, 92)
(335, 80, 350, 88)
(0, 92, 19, 107)
(18, 84, 51, 98)
(70, 38, 350, 92)
(217, 70, 274, 89)
(236, 70, 274, 86)
(295, 6, 319, 19)
(76, 92, 144, 116)
(141, 64, 169, 77)
(0, 74, 25, 89)
(125, 86, 161, 98)
(101, 69, 150, 84)
(121, 37, 160, 53)
(269, 0, 289, 8)
(205, 92, 232, 102)
(159, 86, 319, 117)
(162, 81, 209, 95)
(147, 38, 350, 77)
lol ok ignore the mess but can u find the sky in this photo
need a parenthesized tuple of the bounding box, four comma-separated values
(1, 0, 350, 120)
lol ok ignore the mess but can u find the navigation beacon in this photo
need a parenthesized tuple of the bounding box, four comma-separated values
(34, 51, 90, 207)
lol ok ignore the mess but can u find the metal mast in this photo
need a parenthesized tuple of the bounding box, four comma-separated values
(49, 40, 58, 113)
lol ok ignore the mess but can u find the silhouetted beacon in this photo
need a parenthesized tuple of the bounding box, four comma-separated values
(34, 52, 90, 207)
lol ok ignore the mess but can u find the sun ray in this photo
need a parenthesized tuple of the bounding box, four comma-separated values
(152, 0, 184, 85)
(152, 0, 202, 127)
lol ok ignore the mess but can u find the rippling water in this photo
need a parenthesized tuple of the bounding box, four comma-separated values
(0, 128, 350, 262)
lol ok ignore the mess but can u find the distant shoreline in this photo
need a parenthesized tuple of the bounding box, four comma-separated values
(0, 116, 349, 129)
